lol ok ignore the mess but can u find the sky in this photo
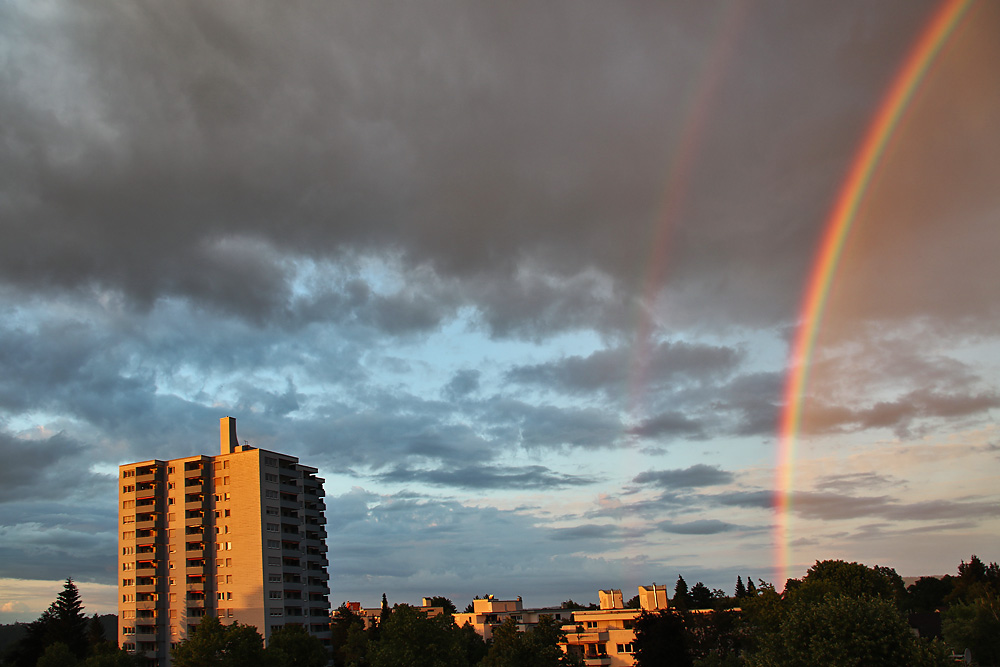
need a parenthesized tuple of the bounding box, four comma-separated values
(1, 0, 999, 622)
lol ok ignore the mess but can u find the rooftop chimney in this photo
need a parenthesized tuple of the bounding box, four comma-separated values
(220, 417, 239, 455)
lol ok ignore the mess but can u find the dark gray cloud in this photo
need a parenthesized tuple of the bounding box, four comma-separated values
(506, 341, 744, 395)
(442, 370, 481, 402)
(712, 490, 999, 523)
(373, 464, 597, 490)
(633, 464, 734, 489)
(656, 519, 739, 535)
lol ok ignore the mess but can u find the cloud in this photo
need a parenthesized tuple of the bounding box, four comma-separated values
(373, 464, 598, 490)
(506, 341, 744, 396)
(442, 370, 481, 402)
(633, 465, 735, 489)
(656, 519, 739, 535)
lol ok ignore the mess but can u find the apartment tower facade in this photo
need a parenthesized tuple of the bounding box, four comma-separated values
(118, 417, 331, 665)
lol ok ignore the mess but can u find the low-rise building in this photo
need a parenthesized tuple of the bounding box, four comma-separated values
(452, 596, 574, 641)
(559, 585, 669, 666)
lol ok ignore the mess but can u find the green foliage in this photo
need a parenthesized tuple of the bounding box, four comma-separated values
(267, 624, 329, 667)
(480, 616, 577, 667)
(789, 560, 897, 605)
(625, 595, 641, 609)
(905, 576, 955, 613)
(455, 622, 487, 667)
(942, 594, 1000, 665)
(745, 594, 948, 667)
(634, 610, 692, 667)
(368, 603, 467, 667)
(36, 642, 78, 667)
(331, 604, 366, 666)
(684, 611, 745, 665)
(80, 645, 143, 667)
(170, 616, 265, 667)
(690, 583, 713, 610)
(6, 578, 90, 667)
(734, 577, 746, 599)
(673, 576, 691, 611)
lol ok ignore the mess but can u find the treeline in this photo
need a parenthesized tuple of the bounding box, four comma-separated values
(1, 579, 135, 667)
(331, 600, 579, 667)
(633, 555, 1000, 666)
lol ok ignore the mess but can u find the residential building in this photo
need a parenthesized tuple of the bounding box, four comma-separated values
(349, 598, 447, 630)
(118, 417, 331, 666)
(559, 585, 669, 666)
(452, 596, 575, 641)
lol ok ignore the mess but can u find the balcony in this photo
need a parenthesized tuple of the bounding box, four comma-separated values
(134, 599, 159, 610)
(133, 626, 158, 640)
(184, 463, 204, 477)
(185, 514, 205, 527)
(135, 583, 159, 595)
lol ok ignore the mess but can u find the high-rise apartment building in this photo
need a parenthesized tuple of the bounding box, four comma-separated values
(118, 417, 331, 665)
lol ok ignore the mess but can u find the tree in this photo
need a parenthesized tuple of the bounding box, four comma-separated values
(905, 576, 955, 613)
(633, 610, 692, 667)
(745, 594, 948, 667)
(267, 624, 329, 667)
(690, 582, 713, 610)
(170, 616, 266, 667)
(942, 594, 1000, 665)
(37, 642, 78, 667)
(331, 604, 366, 667)
(7, 578, 89, 667)
(625, 595, 641, 609)
(368, 604, 466, 667)
(794, 560, 895, 603)
(734, 577, 746, 599)
(673, 576, 691, 611)
(480, 616, 578, 667)
(745, 578, 756, 597)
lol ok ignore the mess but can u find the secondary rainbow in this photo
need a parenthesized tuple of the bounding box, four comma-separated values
(774, 0, 973, 586)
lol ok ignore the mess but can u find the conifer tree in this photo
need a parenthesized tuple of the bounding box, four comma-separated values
(746, 577, 757, 597)
(735, 576, 747, 599)
(673, 575, 691, 611)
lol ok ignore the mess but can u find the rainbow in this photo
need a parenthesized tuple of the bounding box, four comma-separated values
(774, 0, 974, 587)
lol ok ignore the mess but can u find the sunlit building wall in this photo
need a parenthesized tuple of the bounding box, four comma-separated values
(118, 417, 330, 666)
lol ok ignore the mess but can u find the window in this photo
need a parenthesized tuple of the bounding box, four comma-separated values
(266, 506, 279, 516)
(265, 490, 279, 499)
(122, 546, 133, 555)
(123, 470, 135, 478)
(122, 485, 134, 493)
(223, 476, 230, 485)
(122, 531, 134, 540)
(226, 558, 232, 567)
(168, 482, 175, 490)
(168, 498, 175, 505)
(265, 473, 278, 483)
(169, 610, 177, 619)
(168, 467, 175, 474)
(269, 591, 282, 599)
(267, 540, 280, 549)
(167, 513, 175, 522)
(122, 500, 135, 509)
(265, 457, 277, 467)
(268, 557, 281, 566)
(269, 608, 283, 616)
(224, 509, 230, 517)
(617, 643, 634, 654)
(214, 462, 223, 472)
(122, 579, 134, 587)
(586, 621, 597, 628)
(122, 563, 133, 571)
(267, 523, 279, 532)
(269, 573, 282, 583)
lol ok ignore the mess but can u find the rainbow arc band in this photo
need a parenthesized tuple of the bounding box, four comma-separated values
(774, 0, 974, 586)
